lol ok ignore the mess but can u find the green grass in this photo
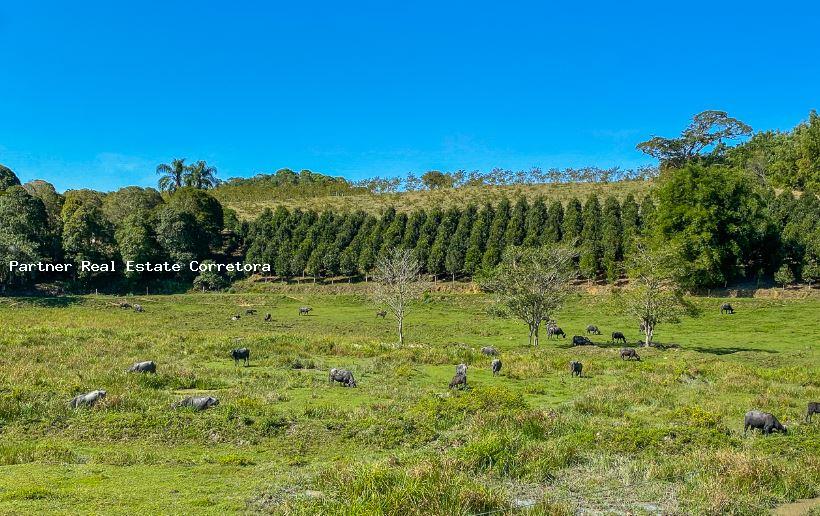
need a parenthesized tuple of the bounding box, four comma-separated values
(213, 180, 651, 219)
(0, 289, 818, 514)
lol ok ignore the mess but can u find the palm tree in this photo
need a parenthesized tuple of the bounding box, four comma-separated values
(185, 160, 219, 190)
(156, 158, 187, 192)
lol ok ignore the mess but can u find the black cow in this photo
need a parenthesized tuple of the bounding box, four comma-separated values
(455, 363, 468, 375)
(547, 326, 566, 339)
(128, 360, 157, 373)
(299, 306, 313, 316)
(173, 396, 219, 411)
(572, 335, 592, 346)
(329, 368, 357, 387)
(569, 361, 583, 377)
(481, 346, 498, 356)
(231, 347, 250, 366)
(69, 390, 107, 408)
(611, 331, 627, 344)
(264, 313, 272, 321)
(806, 402, 820, 423)
(586, 324, 601, 335)
(245, 309, 257, 315)
(376, 310, 387, 319)
(491, 359, 502, 376)
(620, 348, 640, 361)
(449, 372, 467, 389)
(744, 410, 786, 435)
(720, 303, 734, 314)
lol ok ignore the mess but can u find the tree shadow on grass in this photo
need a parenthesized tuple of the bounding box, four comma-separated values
(689, 346, 778, 355)
(0, 296, 86, 308)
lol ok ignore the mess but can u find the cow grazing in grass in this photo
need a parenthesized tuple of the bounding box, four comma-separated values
(69, 390, 107, 408)
(547, 326, 566, 339)
(807, 402, 820, 423)
(245, 309, 257, 315)
(586, 324, 601, 335)
(119, 302, 131, 309)
(231, 314, 241, 321)
(720, 303, 734, 314)
(744, 410, 786, 435)
(329, 368, 357, 387)
(491, 359, 502, 376)
(173, 396, 219, 411)
(611, 331, 627, 344)
(455, 363, 468, 376)
(299, 306, 312, 316)
(231, 347, 250, 366)
(572, 335, 592, 346)
(481, 346, 498, 356)
(128, 360, 156, 374)
(449, 372, 467, 389)
(264, 313, 272, 321)
(133, 304, 144, 313)
(376, 310, 387, 319)
(569, 361, 583, 377)
(620, 348, 640, 361)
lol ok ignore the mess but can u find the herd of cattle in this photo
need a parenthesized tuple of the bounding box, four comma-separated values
(68, 301, 818, 434)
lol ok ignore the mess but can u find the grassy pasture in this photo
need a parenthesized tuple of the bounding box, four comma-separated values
(0, 290, 818, 514)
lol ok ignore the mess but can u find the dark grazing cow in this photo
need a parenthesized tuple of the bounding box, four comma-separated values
(807, 402, 820, 423)
(455, 363, 468, 376)
(491, 359, 502, 376)
(133, 304, 144, 313)
(376, 310, 387, 319)
(744, 410, 786, 435)
(231, 347, 250, 366)
(264, 313, 272, 321)
(586, 324, 601, 335)
(245, 309, 257, 315)
(481, 346, 498, 356)
(173, 396, 219, 411)
(449, 372, 468, 389)
(69, 390, 107, 408)
(119, 302, 131, 309)
(569, 361, 583, 377)
(329, 368, 357, 387)
(547, 326, 566, 339)
(611, 331, 627, 344)
(128, 360, 157, 374)
(720, 303, 734, 314)
(299, 306, 313, 316)
(620, 348, 640, 361)
(572, 335, 592, 346)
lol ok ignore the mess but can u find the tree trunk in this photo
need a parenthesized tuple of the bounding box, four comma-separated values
(644, 325, 653, 347)
(533, 325, 540, 346)
(398, 317, 404, 346)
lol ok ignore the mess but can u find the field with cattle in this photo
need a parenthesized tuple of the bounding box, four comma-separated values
(0, 288, 818, 515)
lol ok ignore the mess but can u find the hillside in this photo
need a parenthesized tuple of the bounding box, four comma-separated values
(213, 179, 652, 219)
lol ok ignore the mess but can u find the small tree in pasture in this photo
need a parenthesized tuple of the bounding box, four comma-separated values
(480, 245, 577, 346)
(373, 248, 423, 346)
(618, 243, 691, 347)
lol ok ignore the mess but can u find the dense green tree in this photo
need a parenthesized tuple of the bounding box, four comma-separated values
(523, 198, 546, 246)
(601, 196, 623, 281)
(429, 208, 459, 278)
(0, 164, 22, 191)
(464, 203, 492, 274)
(579, 194, 602, 279)
(562, 198, 582, 245)
(652, 164, 770, 288)
(504, 197, 528, 247)
(543, 201, 563, 244)
(103, 187, 163, 227)
(482, 198, 510, 270)
(445, 205, 475, 280)
(401, 210, 426, 249)
(621, 193, 640, 257)
(0, 186, 49, 288)
(116, 214, 161, 283)
(62, 204, 118, 283)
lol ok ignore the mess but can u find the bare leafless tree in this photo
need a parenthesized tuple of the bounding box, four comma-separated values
(480, 245, 577, 346)
(373, 248, 423, 345)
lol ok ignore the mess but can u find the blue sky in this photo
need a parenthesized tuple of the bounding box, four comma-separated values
(1, 1, 819, 192)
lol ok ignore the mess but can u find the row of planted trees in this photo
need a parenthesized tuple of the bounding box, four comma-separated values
(244, 193, 656, 284)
